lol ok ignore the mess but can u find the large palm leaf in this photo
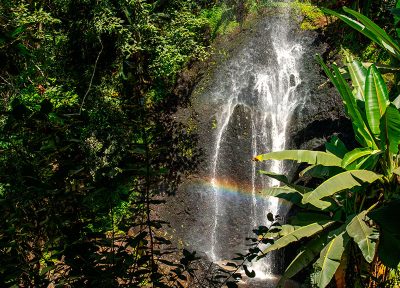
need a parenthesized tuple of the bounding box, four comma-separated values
(260, 221, 335, 255)
(302, 170, 382, 209)
(255, 150, 342, 166)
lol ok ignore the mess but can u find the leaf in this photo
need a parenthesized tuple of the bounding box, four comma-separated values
(243, 265, 256, 278)
(259, 186, 302, 204)
(333, 64, 376, 148)
(365, 65, 389, 136)
(325, 135, 348, 158)
(392, 94, 400, 109)
(380, 104, 400, 154)
(317, 55, 375, 148)
(258, 171, 311, 193)
(225, 262, 238, 268)
(263, 224, 296, 239)
(347, 59, 367, 101)
(300, 165, 344, 179)
(130, 231, 148, 245)
(278, 232, 329, 286)
(393, 167, 400, 175)
(322, 7, 400, 59)
(341, 148, 381, 169)
(260, 221, 335, 255)
(346, 210, 379, 263)
(315, 229, 350, 288)
(368, 200, 400, 268)
(346, 153, 380, 171)
(302, 170, 382, 209)
(258, 170, 290, 184)
(342, 7, 400, 59)
(391, 8, 400, 18)
(40, 265, 56, 276)
(226, 281, 238, 288)
(11, 26, 26, 38)
(289, 212, 331, 226)
(255, 150, 342, 167)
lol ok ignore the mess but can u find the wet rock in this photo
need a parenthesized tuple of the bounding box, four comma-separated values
(160, 8, 354, 288)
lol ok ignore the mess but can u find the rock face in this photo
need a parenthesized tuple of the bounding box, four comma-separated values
(288, 39, 354, 151)
(160, 8, 352, 286)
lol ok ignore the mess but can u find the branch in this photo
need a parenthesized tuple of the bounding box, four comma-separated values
(79, 35, 103, 115)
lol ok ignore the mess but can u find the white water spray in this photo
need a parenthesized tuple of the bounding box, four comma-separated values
(209, 11, 305, 277)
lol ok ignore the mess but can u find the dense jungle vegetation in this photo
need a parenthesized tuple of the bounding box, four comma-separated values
(1, 0, 400, 287)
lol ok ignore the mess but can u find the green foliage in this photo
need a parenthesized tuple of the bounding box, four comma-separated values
(295, 2, 325, 30)
(0, 0, 211, 286)
(323, 7, 400, 61)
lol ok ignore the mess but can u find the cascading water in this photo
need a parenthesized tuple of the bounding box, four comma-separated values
(208, 5, 305, 278)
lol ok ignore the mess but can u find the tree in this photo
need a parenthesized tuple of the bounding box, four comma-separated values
(0, 0, 209, 286)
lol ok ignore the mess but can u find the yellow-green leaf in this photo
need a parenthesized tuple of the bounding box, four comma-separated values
(302, 170, 382, 209)
(365, 65, 389, 136)
(255, 150, 342, 167)
(346, 210, 379, 263)
(260, 221, 335, 255)
(315, 229, 350, 288)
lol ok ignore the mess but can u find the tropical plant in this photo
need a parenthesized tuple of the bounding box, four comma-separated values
(322, 6, 400, 62)
(253, 8, 400, 288)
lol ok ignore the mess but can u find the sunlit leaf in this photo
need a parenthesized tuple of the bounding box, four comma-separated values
(302, 170, 382, 209)
(260, 221, 335, 255)
(341, 148, 381, 169)
(255, 150, 342, 166)
(346, 210, 379, 263)
(380, 104, 400, 154)
(315, 228, 349, 288)
(278, 232, 329, 286)
(365, 65, 389, 136)
(347, 59, 367, 101)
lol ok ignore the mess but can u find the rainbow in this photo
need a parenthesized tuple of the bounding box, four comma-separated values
(188, 177, 277, 201)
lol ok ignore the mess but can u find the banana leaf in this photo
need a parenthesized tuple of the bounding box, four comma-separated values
(277, 231, 330, 287)
(302, 170, 382, 209)
(347, 59, 367, 101)
(379, 104, 400, 154)
(343, 7, 400, 59)
(346, 210, 379, 263)
(259, 170, 311, 193)
(260, 221, 335, 255)
(365, 65, 389, 136)
(315, 228, 350, 288)
(259, 186, 303, 204)
(322, 7, 400, 59)
(255, 150, 342, 167)
(325, 135, 348, 158)
(344, 153, 380, 171)
(289, 212, 331, 226)
(341, 148, 381, 169)
(317, 55, 376, 149)
(299, 165, 344, 179)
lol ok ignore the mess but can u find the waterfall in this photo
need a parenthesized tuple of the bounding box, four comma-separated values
(208, 8, 305, 277)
